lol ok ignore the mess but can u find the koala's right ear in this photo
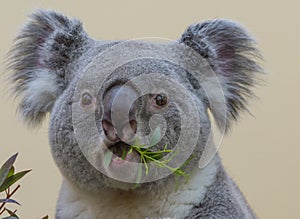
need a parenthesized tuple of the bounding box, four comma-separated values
(8, 10, 91, 127)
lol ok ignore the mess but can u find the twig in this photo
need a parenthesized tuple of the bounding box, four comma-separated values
(9, 185, 21, 198)
(0, 185, 21, 214)
(0, 208, 5, 215)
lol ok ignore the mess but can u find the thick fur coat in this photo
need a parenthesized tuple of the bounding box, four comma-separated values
(8, 10, 262, 219)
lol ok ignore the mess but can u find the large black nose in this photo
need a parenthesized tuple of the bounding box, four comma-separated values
(101, 84, 138, 142)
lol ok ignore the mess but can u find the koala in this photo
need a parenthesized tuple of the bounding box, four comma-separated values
(8, 10, 263, 219)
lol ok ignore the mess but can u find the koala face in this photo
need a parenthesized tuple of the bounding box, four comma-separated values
(49, 55, 210, 192)
(8, 10, 262, 193)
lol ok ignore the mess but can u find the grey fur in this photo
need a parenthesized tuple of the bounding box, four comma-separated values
(185, 157, 258, 219)
(8, 10, 263, 219)
(8, 10, 92, 126)
(180, 20, 263, 131)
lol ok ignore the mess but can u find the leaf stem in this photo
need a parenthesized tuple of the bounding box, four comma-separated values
(0, 184, 21, 214)
(130, 142, 190, 180)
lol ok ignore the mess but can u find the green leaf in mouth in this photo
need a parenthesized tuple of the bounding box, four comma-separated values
(130, 136, 192, 187)
(102, 128, 192, 188)
(149, 127, 161, 148)
(103, 151, 113, 168)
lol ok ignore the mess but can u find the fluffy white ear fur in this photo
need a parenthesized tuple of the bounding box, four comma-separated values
(8, 10, 90, 127)
(26, 70, 60, 101)
(22, 70, 62, 120)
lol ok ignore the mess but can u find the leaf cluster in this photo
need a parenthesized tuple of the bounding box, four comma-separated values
(0, 154, 48, 219)
(130, 127, 192, 186)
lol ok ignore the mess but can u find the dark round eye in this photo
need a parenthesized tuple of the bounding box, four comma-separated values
(81, 92, 94, 106)
(154, 93, 168, 106)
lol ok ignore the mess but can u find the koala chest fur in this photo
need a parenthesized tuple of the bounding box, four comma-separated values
(56, 157, 219, 219)
(56, 157, 256, 219)
(8, 9, 263, 219)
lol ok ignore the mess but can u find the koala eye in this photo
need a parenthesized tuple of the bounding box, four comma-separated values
(81, 92, 94, 106)
(154, 93, 168, 106)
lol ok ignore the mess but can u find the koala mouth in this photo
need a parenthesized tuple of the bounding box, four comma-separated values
(109, 142, 131, 158)
(108, 141, 140, 164)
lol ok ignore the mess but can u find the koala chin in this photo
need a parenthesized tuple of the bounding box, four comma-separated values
(8, 10, 263, 219)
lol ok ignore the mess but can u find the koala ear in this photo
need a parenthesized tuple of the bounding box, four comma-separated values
(180, 19, 263, 131)
(8, 10, 91, 127)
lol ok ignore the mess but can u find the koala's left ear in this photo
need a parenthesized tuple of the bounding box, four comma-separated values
(8, 10, 92, 127)
(180, 19, 263, 131)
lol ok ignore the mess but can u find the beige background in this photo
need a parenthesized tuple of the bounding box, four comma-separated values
(0, 1, 299, 218)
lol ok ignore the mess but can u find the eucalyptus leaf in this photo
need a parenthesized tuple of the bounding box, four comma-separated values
(0, 199, 20, 205)
(128, 147, 133, 155)
(1, 216, 19, 219)
(4, 208, 18, 218)
(121, 148, 127, 160)
(0, 154, 18, 187)
(133, 164, 143, 189)
(129, 141, 191, 183)
(0, 170, 31, 192)
(103, 151, 113, 168)
(149, 127, 161, 147)
(7, 167, 14, 178)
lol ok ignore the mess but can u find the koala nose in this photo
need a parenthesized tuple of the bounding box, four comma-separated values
(101, 84, 138, 142)
(102, 119, 137, 142)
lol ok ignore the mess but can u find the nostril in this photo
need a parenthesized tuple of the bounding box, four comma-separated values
(129, 119, 137, 134)
(121, 120, 137, 143)
(102, 119, 119, 142)
(102, 118, 137, 143)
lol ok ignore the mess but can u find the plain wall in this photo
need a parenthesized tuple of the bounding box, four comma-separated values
(0, 1, 299, 218)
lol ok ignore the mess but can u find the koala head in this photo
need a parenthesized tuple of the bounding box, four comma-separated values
(8, 10, 262, 193)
